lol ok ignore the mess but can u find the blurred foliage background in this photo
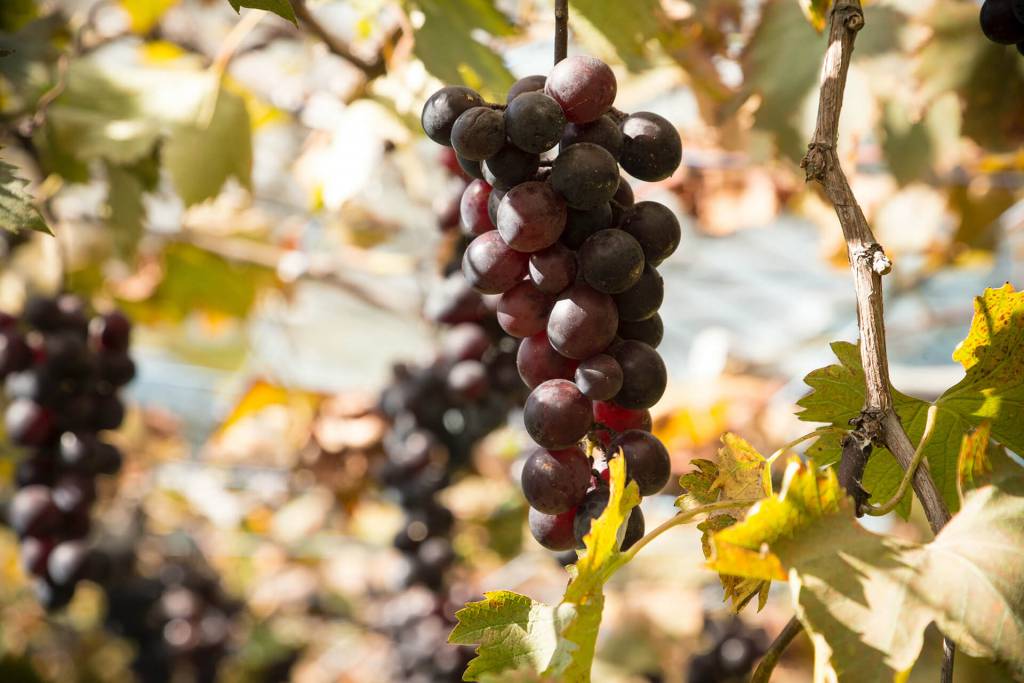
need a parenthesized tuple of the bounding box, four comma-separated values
(0, 0, 1022, 681)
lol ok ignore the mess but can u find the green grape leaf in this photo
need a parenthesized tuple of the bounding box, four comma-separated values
(105, 152, 158, 257)
(957, 421, 992, 502)
(677, 458, 720, 507)
(227, 0, 297, 26)
(711, 461, 1024, 682)
(568, 0, 661, 71)
(0, 156, 50, 235)
(451, 456, 641, 681)
(798, 0, 832, 32)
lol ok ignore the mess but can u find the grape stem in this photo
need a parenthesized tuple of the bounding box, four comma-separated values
(554, 0, 568, 64)
(750, 616, 803, 683)
(617, 497, 761, 564)
(863, 404, 938, 516)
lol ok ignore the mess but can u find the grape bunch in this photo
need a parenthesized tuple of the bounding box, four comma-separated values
(686, 617, 767, 683)
(1, 295, 134, 609)
(979, 0, 1024, 54)
(422, 55, 682, 552)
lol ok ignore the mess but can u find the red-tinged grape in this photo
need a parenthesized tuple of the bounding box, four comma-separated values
(618, 313, 663, 348)
(507, 74, 546, 103)
(529, 243, 577, 295)
(574, 354, 623, 401)
(579, 229, 645, 294)
(439, 148, 462, 175)
(47, 540, 91, 586)
(609, 340, 666, 410)
(497, 281, 554, 338)
(436, 192, 460, 231)
(440, 323, 491, 363)
(5, 399, 54, 446)
(9, 485, 61, 538)
(450, 107, 505, 161)
(528, 507, 577, 551)
(551, 142, 619, 210)
(620, 112, 682, 181)
(447, 360, 489, 401)
(593, 401, 652, 446)
(0, 331, 31, 379)
(505, 92, 566, 154)
(621, 201, 681, 265)
(980, 0, 1024, 44)
(609, 430, 671, 495)
(613, 265, 663, 322)
(521, 446, 591, 514)
(572, 488, 644, 550)
(483, 145, 540, 189)
(462, 231, 529, 294)
(547, 283, 618, 360)
(20, 536, 54, 577)
(487, 186, 506, 226)
(523, 379, 593, 449)
(561, 115, 623, 159)
(497, 181, 567, 253)
(460, 179, 494, 237)
(421, 86, 484, 146)
(545, 56, 617, 124)
(0, 312, 15, 329)
(89, 311, 132, 353)
(516, 332, 578, 389)
(425, 274, 488, 323)
(561, 203, 613, 250)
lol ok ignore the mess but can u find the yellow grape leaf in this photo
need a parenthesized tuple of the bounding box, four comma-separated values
(119, 0, 180, 34)
(710, 433, 773, 503)
(956, 422, 992, 502)
(799, 0, 832, 32)
(215, 380, 323, 438)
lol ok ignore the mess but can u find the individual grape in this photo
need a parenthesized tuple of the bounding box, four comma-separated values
(574, 354, 623, 401)
(613, 265, 664, 322)
(497, 281, 554, 338)
(516, 332, 578, 389)
(579, 229, 645, 294)
(20, 536, 53, 576)
(23, 296, 64, 331)
(523, 379, 593, 449)
(610, 176, 634, 225)
(620, 112, 682, 181)
(34, 579, 74, 610)
(609, 430, 671, 496)
(5, 399, 54, 446)
(93, 393, 125, 430)
(0, 329, 31, 377)
(53, 473, 97, 514)
(450, 107, 505, 161)
(487, 186, 506, 226)
(618, 313, 663, 348)
(460, 179, 494, 237)
(507, 74, 546, 102)
(93, 441, 123, 475)
(980, 0, 1024, 44)
(496, 181, 567, 252)
(47, 540, 92, 586)
(505, 92, 566, 154)
(457, 153, 484, 180)
(9, 485, 61, 537)
(550, 142, 619, 210)
(421, 86, 484, 146)
(482, 144, 540, 189)
(528, 243, 577, 295)
(621, 201, 681, 265)
(593, 401, 652, 446)
(15, 453, 57, 487)
(560, 115, 623, 159)
(544, 56, 617, 124)
(560, 203, 613, 249)
(59, 432, 98, 470)
(447, 360, 489, 401)
(440, 323, 491, 363)
(572, 489, 644, 550)
(46, 332, 89, 375)
(520, 446, 591, 514)
(528, 507, 577, 551)
(425, 274, 488, 324)
(609, 340, 666, 410)
(462, 231, 530, 294)
(547, 283, 618, 360)
(98, 353, 136, 388)
(89, 311, 132, 353)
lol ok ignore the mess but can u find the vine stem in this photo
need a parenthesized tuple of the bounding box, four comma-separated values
(617, 498, 761, 564)
(802, 1, 954, 679)
(554, 0, 568, 64)
(751, 616, 803, 683)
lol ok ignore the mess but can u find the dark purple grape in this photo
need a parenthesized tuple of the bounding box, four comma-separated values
(516, 332, 579, 389)
(482, 144, 540, 190)
(574, 354, 623, 401)
(23, 296, 63, 331)
(523, 379, 593, 449)
(451, 107, 505, 161)
(561, 204, 613, 249)
(579, 229, 645, 294)
(609, 340, 666, 410)
(462, 231, 529, 294)
(981, 0, 1024, 44)
(613, 265, 663, 322)
(60, 432, 98, 470)
(98, 353, 136, 388)
(507, 75, 546, 102)
(425, 274, 488, 324)
(0, 329, 31, 377)
(93, 441, 123, 475)
(561, 115, 623, 159)
(496, 181, 567, 253)
(440, 323, 491, 363)
(547, 283, 618, 360)
(52, 473, 96, 514)
(572, 488, 644, 550)
(15, 453, 57, 487)
(460, 179, 494, 237)
(45, 332, 89, 375)
(47, 540, 92, 586)
(34, 578, 74, 610)
(421, 86, 484, 146)
(528, 243, 577, 295)
(618, 313, 663, 348)
(621, 201, 681, 265)
(545, 56, 617, 124)
(609, 430, 671, 495)
(551, 142, 619, 210)
(504, 92, 566, 154)
(9, 485, 61, 537)
(620, 112, 682, 181)
(89, 311, 132, 353)
(55, 294, 88, 333)
(528, 507, 577, 551)
(610, 176, 634, 225)
(20, 536, 54, 577)
(457, 153, 484, 180)
(5, 399, 54, 446)
(447, 360, 489, 401)
(497, 281, 554, 338)
(93, 393, 125, 430)
(521, 446, 591, 514)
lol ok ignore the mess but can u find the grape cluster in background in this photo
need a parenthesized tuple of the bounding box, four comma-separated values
(1, 295, 133, 609)
(422, 53, 682, 553)
(979, 0, 1024, 53)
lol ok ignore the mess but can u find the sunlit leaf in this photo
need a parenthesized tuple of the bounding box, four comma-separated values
(119, 0, 181, 33)
(799, 0, 832, 32)
(215, 380, 323, 438)
(957, 421, 991, 502)
(569, 0, 661, 71)
(0, 156, 49, 235)
(227, 0, 297, 26)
